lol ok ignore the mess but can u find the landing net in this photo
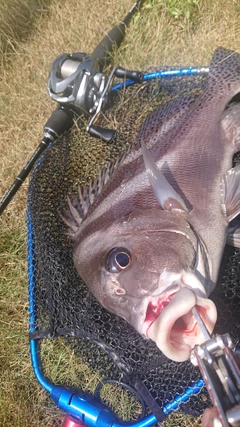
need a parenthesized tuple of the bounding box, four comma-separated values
(27, 68, 240, 420)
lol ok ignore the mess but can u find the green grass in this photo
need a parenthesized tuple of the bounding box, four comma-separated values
(1, 0, 240, 425)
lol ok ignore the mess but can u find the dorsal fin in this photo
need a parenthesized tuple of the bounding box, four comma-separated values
(208, 48, 240, 104)
(61, 151, 127, 237)
(77, 154, 123, 217)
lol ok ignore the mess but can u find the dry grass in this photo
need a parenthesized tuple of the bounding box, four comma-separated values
(1, 0, 240, 425)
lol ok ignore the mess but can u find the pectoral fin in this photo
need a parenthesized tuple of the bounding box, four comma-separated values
(221, 103, 240, 151)
(141, 139, 188, 212)
(227, 219, 240, 248)
(221, 164, 240, 222)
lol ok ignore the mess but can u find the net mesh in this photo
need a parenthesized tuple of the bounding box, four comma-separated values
(27, 69, 240, 420)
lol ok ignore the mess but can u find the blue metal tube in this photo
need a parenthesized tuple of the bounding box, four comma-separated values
(143, 67, 209, 80)
(28, 206, 53, 393)
(30, 339, 53, 393)
(111, 67, 209, 91)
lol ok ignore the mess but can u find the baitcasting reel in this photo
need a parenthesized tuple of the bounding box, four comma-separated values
(47, 52, 143, 142)
(48, 52, 106, 116)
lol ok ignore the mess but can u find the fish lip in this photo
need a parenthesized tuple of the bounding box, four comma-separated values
(155, 270, 208, 299)
(144, 287, 217, 362)
(145, 297, 198, 336)
(142, 271, 209, 337)
(143, 284, 205, 336)
(151, 281, 181, 297)
(143, 288, 180, 335)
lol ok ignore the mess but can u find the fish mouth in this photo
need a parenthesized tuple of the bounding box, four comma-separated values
(144, 287, 179, 325)
(144, 287, 217, 362)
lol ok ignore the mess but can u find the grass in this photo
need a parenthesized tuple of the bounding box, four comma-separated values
(1, 0, 240, 426)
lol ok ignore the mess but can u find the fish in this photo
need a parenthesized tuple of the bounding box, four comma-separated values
(63, 47, 240, 362)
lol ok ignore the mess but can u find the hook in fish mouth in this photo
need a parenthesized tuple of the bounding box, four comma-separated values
(143, 286, 217, 362)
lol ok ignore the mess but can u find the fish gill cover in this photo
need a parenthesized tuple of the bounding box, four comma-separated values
(28, 68, 240, 418)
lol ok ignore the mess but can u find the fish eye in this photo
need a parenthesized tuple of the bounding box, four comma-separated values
(105, 247, 132, 273)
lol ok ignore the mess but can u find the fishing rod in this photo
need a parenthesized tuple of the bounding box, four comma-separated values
(0, 0, 144, 216)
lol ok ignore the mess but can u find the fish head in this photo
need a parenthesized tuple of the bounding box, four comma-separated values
(73, 208, 217, 362)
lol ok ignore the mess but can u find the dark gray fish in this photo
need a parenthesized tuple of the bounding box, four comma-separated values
(64, 47, 240, 362)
